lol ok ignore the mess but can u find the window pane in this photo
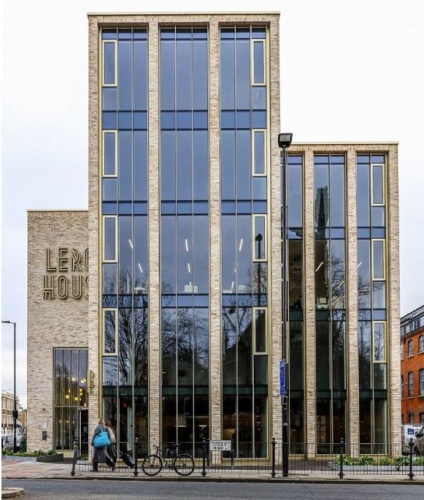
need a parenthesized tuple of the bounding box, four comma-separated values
(104, 42, 116, 85)
(177, 131, 192, 200)
(193, 40, 208, 110)
(103, 87, 117, 110)
(176, 40, 192, 110)
(288, 161, 303, 228)
(104, 218, 116, 261)
(104, 132, 116, 176)
(358, 240, 371, 308)
(314, 162, 329, 229)
(330, 163, 345, 227)
(118, 132, 132, 201)
(372, 165, 384, 204)
(254, 216, 266, 259)
(235, 39, 250, 109)
(252, 87, 266, 109)
(103, 178, 117, 201)
(161, 131, 176, 200)
(221, 131, 236, 200)
(161, 40, 175, 110)
(357, 163, 370, 226)
(236, 131, 251, 199)
(373, 281, 386, 309)
(253, 41, 264, 83)
(373, 240, 385, 279)
(134, 40, 148, 110)
(255, 310, 266, 352)
(253, 131, 265, 175)
(162, 216, 176, 293)
(118, 41, 132, 110)
(193, 131, 208, 200)
(104, 310, 116, 353)
(374, 323, 385, 361)
(372, 206, 385, 227)
(358, 322, 371, 390)
(193, 216, 210, 293)
(221, 39, 235, 109)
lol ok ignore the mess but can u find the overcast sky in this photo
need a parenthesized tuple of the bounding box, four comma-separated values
(2, 0, 424, 409)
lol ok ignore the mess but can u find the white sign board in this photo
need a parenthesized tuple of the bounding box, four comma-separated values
(209, 440, 232, 451)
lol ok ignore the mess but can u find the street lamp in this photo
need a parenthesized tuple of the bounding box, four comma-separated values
(278, 132, 293, 477)
(2, 320, 17, 453)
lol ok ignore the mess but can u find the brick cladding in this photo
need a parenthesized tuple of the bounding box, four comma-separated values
(27, 211, 88, 451)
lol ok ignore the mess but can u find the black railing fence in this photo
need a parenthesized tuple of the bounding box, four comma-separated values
(71, 438, 424, 479)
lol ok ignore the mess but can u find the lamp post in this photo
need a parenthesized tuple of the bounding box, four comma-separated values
(278, 132, 293, 477)
(2, 320, 17, 453)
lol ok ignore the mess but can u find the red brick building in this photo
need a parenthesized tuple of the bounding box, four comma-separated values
(401, 306, 424, 425)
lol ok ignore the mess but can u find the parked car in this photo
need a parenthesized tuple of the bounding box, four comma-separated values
(414, 425, 424, 455)
(401, 424, 421, 454)
(2, 434, 22, 452)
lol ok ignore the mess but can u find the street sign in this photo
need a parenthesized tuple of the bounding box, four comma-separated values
(209, 440, 232, 451)
(280, 359, 286, 396)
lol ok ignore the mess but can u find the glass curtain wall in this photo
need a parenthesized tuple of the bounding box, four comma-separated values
(287, 155, 304, 453)
(101, 28, 149, 453)
(54, 349, 88, 450)
(314, 155, 346, 454)
(160, 27, 210, 458)
(357, 154, 388, 453)
(221, 26, 268, 459)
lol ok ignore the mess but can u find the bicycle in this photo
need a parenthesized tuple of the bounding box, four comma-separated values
(141, 444, 195, 476)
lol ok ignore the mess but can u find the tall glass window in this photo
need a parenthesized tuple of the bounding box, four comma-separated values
(54, 349, 88, 451)
(357, 153, 387, 453)
(160, 27, 210, 457)
(314, 154, 346, 454)
(221, 25, 268, 459)
(287, 154, 304, 452)
(101, 28, 149, 454)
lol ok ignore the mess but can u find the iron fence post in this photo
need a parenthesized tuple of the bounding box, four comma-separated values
(408, 437, 414, 480)
(339, 437, 344, 479)
(201, 437, 207, 477)
(133, 437, 139, 477)
(282, 422, 288, 477)
(71, 440, 78, 476)
(271, 438, 276, 478)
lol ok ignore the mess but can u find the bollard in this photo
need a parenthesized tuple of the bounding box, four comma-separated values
(271, 438, 276, 478)
(339, 437, 344, 479)
(201, 437, 207, 477)
(408, 437, 414, 480)
(134, 438, 139, 477)
(71, 440, 78, 477)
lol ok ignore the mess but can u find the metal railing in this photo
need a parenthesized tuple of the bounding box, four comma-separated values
(71, 438, 424, 480)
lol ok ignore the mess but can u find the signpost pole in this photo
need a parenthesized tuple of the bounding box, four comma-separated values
(280, 359, 288, 477)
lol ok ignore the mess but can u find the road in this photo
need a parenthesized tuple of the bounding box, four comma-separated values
(3, 479, 424, 499)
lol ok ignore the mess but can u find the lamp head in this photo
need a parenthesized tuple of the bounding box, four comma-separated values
(278, 132, 293, 149)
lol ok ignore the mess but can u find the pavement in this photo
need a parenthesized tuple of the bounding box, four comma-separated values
(2, 457, 424, 497)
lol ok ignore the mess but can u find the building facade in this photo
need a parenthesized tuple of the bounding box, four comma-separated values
(1, 391, 23, 437)
(27, 13, 400, 458)
(401, 306, 424, 425)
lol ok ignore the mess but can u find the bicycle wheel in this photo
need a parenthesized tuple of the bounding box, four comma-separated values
(142, 454, 163, 476)
(173, 453, 195, 476)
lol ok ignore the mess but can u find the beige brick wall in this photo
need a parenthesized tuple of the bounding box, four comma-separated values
(27, 210, 88, 451)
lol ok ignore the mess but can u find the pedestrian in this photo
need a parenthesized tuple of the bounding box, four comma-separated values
(105, 419, 117, 466)
(91, 418, 115, 472)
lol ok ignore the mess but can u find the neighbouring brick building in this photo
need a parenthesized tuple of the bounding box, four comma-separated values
(401, 306, 424, 425)
(27, 12, 401, 459)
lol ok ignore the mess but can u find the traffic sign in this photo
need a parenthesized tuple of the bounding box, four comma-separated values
(280, 359, 286, 396)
